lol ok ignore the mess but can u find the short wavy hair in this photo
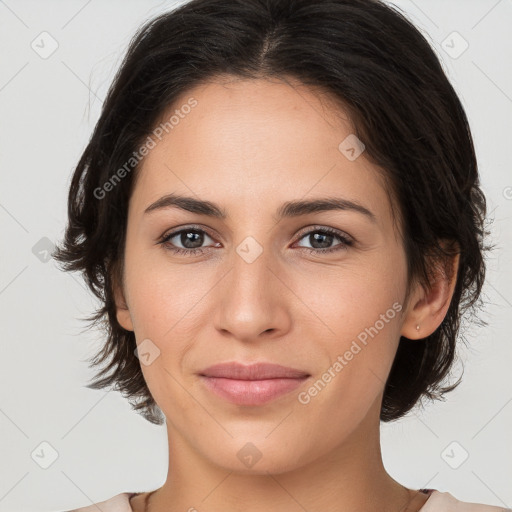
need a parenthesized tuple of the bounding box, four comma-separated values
(54, 0, 490, 425)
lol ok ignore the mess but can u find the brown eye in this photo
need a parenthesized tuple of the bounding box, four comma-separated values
(159, 227, 219, 256)
(295, 227, 353, 254)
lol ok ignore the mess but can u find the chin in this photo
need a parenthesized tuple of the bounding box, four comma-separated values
(201, 438, 314, 476)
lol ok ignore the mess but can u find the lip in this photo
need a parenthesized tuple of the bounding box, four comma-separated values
(198, 362, 310, 405)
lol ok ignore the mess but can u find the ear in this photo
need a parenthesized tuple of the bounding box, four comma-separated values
(112, 266, 134, 332)
(400, 242, 460, 340)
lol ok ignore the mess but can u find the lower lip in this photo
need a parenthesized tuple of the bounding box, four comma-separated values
(199, 376, 309, 405)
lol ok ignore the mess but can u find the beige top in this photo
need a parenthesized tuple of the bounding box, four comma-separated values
(65, 489, 510, 512)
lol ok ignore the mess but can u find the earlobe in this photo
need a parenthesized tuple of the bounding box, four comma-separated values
(116, 298, 134, 332)
(401, 248, 460, 340)
(112, 272, 134, 332)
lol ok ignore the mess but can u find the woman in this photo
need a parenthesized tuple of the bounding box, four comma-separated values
(54, 0, 503, 511)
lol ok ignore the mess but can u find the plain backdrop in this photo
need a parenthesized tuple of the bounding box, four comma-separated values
(0, 1, 511, 511)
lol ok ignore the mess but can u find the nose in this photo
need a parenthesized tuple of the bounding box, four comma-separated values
(212, 244, 292, 343)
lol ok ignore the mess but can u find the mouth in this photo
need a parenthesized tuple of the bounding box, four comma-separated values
(198, 362, 310, 406)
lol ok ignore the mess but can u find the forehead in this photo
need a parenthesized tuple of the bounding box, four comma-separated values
(131, 77, 394, 229)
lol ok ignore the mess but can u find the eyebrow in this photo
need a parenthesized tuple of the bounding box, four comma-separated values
(144, 192, 376, 223)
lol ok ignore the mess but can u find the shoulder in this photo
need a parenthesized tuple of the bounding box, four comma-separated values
(63, 492, 136, 512)
(422, 490, 510, 511)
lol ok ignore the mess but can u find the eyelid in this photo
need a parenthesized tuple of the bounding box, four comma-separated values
(160, 223, 217, 241)
(294, 224, 354, 242)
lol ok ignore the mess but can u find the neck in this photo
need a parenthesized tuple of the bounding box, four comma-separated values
(142, 398, 423, 512)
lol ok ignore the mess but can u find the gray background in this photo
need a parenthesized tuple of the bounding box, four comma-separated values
(0, 1, 511, 510)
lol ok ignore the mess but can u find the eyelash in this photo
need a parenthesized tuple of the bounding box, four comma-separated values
(158, 225, 354, 257)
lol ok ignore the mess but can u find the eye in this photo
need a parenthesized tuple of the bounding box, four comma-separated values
(158, 226, 220, 256)
(158, 225, 353, 257)
(294, 226, 353, 254)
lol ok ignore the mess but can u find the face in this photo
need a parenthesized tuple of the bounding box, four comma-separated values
(115, 77, 414, 473)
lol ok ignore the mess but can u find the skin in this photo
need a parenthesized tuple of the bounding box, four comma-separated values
(114, 76, 459, 512)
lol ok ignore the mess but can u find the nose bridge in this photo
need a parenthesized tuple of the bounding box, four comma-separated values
(213, 234, 289, 339)
(228, 235, 275, 310)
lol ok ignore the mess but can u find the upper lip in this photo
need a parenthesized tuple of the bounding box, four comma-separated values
(199, 362, 310, 380)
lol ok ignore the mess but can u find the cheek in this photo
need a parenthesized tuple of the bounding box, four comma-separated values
(124, 243, 211, 336)
(296, 257, 405, 400)
(298, 297, 402, 442)
(298, 256, 404, 341)
(124, 255, 223, 407)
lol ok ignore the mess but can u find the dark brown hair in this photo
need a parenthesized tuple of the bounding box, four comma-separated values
(53, 0, 490, 424)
